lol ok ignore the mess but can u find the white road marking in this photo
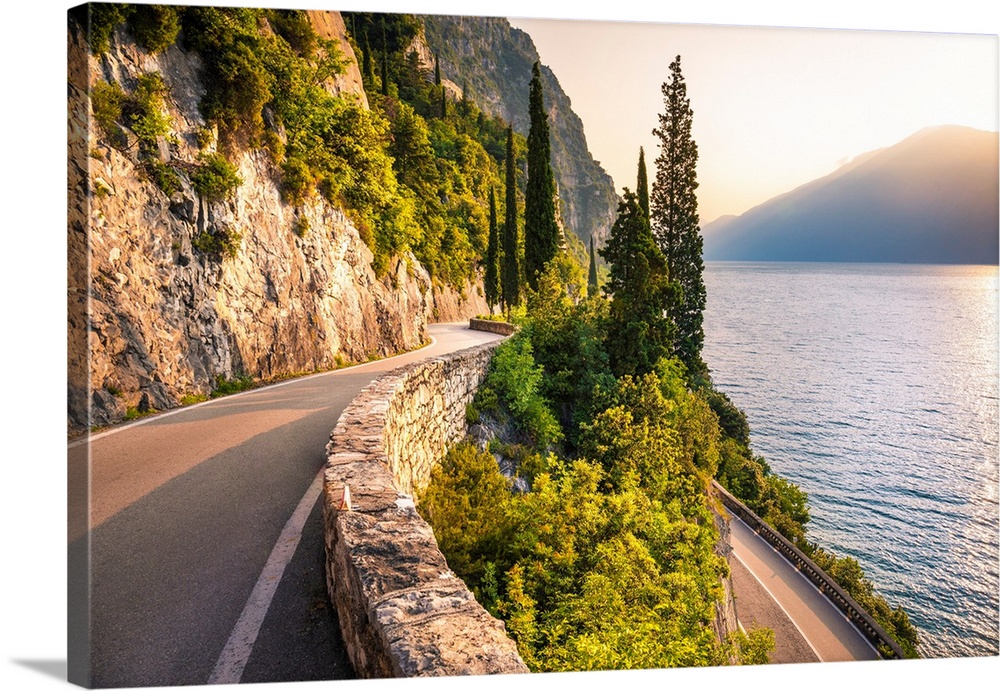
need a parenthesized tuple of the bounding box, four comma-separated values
(731, 549, 825, 662)
(207, 468, 325, 684)
(733, 516, 880, 658)
(68, 333, 440, 450)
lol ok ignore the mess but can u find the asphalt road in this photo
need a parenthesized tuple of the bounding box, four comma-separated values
(728, 515, 881, 663)
(67, 323, 503, 688)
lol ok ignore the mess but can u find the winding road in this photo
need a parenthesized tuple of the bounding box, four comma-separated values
(728, 515, 880, 663)
(68, 323, 503, 688)
(68, 319, 878, 686)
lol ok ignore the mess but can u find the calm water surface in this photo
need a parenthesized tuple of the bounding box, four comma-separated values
(702, 262, 999, 658)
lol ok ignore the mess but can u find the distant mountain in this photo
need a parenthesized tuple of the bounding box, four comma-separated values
(703, 126, 999, 264)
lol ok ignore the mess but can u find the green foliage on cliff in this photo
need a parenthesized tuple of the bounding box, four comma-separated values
(190, 152, 242, 202)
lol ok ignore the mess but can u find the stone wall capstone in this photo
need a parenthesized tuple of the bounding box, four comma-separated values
(323, 340, 529, 677)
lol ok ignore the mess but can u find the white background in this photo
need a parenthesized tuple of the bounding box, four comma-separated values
(2, 2, 997, 690)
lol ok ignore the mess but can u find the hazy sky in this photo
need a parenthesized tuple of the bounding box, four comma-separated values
(507, 16, 998, 223)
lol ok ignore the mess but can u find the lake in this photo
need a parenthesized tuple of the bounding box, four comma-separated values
(702, 261, 999, 658)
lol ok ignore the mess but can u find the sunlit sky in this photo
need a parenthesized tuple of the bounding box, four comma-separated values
(508, 17, 998, 223)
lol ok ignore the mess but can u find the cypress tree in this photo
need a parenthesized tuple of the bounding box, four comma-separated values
(600, 189, 674, 378)
(523, 62, 560, 291)
(636, 147, 650, 223)
(650, 55, 706, 381)
(434, 53, 441, 85)
(484, 187, 501, 312)
(362, 32, 374, 87)
(588, 235, 599, 297)
(501, 126, 521, 311)
(381, 49, 389, 96)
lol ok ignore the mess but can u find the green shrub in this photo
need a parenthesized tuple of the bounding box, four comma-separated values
(127, 5, 181, 53)
(477, 333, 562, 448)
(127, 72, 172, 153)
(280, 156, 315, 204)
(193, 226, 242, 260)
(86, 3, 132, 55)
(291, 215, 310, 238)
(145, 160, 181, 196)
(191, 153, 242, 202)
(210, 373, 255, 397)
(91, 80, 126, 145)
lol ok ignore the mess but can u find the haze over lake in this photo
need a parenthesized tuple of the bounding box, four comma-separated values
(703, 261, 999, 658)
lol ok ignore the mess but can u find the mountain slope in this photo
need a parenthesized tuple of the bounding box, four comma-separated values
(703, 126, 999, 264)
(422, 14, 618, 247)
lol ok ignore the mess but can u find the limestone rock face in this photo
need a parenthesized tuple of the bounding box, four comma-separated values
(68, 11, 485, 433)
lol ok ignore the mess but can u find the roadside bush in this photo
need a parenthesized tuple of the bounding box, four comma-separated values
(475, 333, 562, 449)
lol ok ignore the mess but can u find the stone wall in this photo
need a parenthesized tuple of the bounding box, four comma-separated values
(468, 318, 516, 336)
(322, 341, 528, 677)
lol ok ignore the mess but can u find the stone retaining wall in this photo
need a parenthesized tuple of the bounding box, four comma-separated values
(322, 341, 529, 677)
(468, 318, 517, 336)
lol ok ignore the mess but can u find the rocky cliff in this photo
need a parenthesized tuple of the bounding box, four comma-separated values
(68, 9, 487, 433)
(421, 15, 619, 249)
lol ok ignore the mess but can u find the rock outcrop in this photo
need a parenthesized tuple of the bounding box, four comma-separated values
(67, 11, 487, 433)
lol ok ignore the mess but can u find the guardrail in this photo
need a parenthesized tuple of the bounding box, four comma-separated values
(711, 480, 905, 660)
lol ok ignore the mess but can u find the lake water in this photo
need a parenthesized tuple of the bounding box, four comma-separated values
(701, 262, 999, 658)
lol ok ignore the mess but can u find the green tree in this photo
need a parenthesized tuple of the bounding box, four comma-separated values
(636, 146, 650, 223)
(484, 187, 501, 312)
(502, 126, 521, 311)
(587, 235, 599, 297)
(650, 56, 707, 382)
(362, 32, 374, 86)
(523, 62, 560, 291)
(600, 190, 675, 378)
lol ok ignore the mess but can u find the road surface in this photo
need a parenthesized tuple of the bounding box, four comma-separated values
(67, 323, 503, 688)
(728, 514, 881, 663)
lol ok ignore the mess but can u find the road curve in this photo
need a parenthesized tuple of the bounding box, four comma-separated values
(68, 323, 504, 688)
(729, 515, 880, 663)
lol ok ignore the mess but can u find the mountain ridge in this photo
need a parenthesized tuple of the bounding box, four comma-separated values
(703, 125, 999, 264)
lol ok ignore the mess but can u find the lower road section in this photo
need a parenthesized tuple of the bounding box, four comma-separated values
(728, 515, 880, 663)
(68, 323, 503, 688)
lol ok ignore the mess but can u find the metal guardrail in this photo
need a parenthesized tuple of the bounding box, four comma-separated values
(711, 480, 905, 660)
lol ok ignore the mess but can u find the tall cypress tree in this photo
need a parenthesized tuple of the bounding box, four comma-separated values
(362, 32, 374, 87)
(636, 147, 650, 223)
(600, 189, 674, 378)
(523, 62, 560, 291)
(650, 55, 706, 381)
(501, 126, 521, 311)
(484, 187, 501, 312)
(380, 49, 389, 96)
(588, 235, 599, 297)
